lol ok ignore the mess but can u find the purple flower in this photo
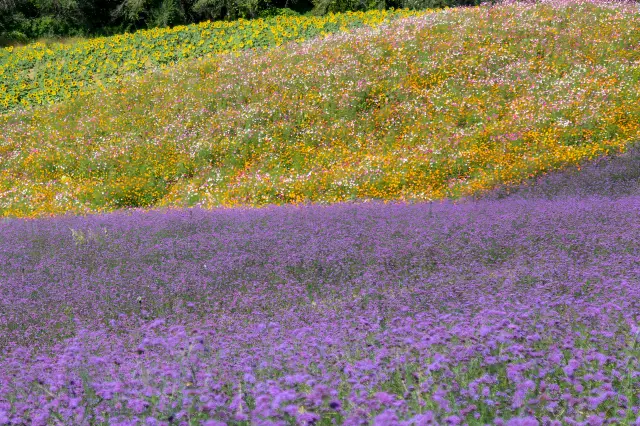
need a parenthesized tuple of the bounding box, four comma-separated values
(373, 409, 400, 426)
(374, 392, 396, 405)
(443, 415, 461, 425)
(507, 417, 539, 426)
(409, 411, 435, 425)
(563, 359, 581, 377)
(202, 421, 227, 426)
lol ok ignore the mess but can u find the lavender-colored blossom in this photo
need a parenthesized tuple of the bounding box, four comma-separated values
(0, 145, 639, 424)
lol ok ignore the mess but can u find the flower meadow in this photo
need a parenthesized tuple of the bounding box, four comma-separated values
(1, 146, 640, 425)
(3, 0, 640, 425)
(0, 9, 425, 113)
(3, 1, 640, 217)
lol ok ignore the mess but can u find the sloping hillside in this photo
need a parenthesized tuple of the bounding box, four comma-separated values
(2, 2, 640, 218)
(0, 10, 421, 112)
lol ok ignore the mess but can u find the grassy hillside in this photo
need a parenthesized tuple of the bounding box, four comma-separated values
(2, 2, 640, 218)
(0, 10, 423, 113)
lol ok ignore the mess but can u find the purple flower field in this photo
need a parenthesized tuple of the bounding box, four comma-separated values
(1, 147, 640, 425)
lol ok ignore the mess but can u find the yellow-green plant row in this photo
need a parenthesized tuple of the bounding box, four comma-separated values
(0, 9, 423, 113)
(2, 2, 640, 217)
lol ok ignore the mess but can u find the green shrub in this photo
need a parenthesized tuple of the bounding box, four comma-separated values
(258, 7, 300, 17)
(0, 30, 29, 46)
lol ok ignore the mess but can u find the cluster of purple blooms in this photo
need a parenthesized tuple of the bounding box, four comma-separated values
(1, 148, 640, 425)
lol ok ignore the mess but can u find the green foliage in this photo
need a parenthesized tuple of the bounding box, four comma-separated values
(113, 0, 192, 28)
(258, 7, 300, 17)
(400, 0, 459, 10)
(310, 0, 478, 15)
(0, 30, 28, 45)
(311, 0, 381, 14)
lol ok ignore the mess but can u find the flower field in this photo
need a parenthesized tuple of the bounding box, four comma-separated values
(1, 146, 640, 424)
(2, 1, 640, 217)
(2, 0, 640, 424)
(0, 10, 424, 113)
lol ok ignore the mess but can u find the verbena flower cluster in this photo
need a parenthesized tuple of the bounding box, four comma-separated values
(1, 149, 639, 425)
(2, 1, 640, 217)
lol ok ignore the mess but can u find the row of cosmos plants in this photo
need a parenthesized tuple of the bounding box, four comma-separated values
(2, 1, 640, 216)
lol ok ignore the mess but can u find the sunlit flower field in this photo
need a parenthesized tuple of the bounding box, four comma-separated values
(1, 0, 640, 424)
(1, 146, 640, 424)
(0, 10, 424, 113)
(2, 1, 640, 217)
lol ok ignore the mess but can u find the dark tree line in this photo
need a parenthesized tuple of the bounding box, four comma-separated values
(0, 0, 479, 45)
